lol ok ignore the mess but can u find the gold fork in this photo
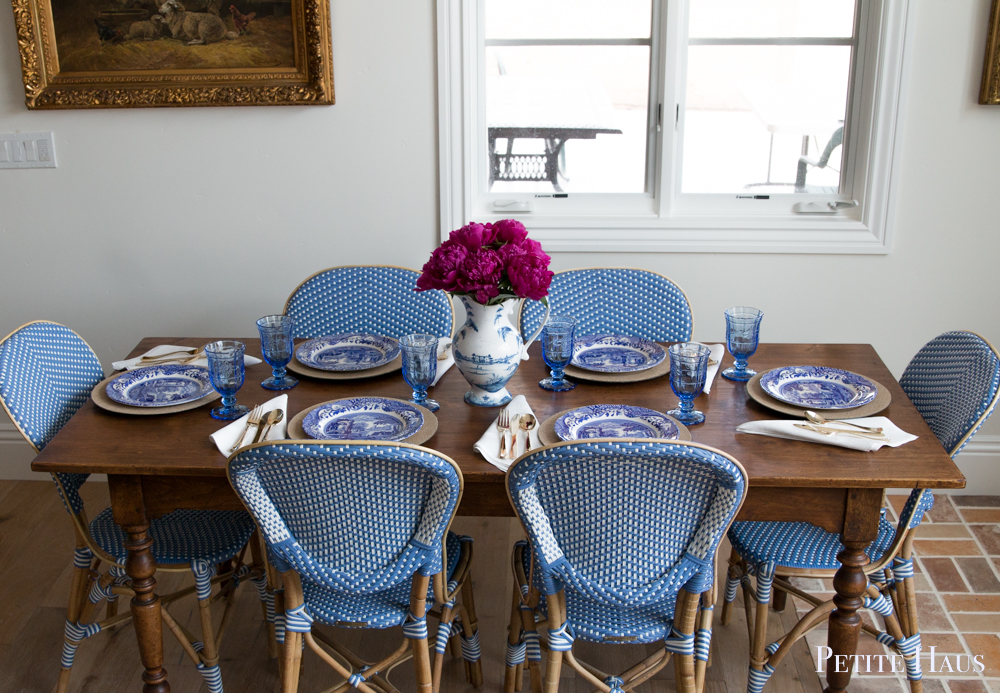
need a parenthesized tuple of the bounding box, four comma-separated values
(141, 349, 204, 365)
(497, 408, 511, 459)
(229, 405, 264, 453)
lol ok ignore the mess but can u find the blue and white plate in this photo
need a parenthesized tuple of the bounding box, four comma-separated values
(570, 335, 666, 373)
(760, 366, 878, 410)
(106, 365, 213, 407)
(302, 398, 424, 441)
(295, 333, 400, 372)
(554, 405, 679, 441)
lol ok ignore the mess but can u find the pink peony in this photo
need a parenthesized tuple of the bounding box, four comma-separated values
(457, 248, 503, 304)
(493, 219, 528, 244)
(507, 253, 553, 301)
(449, 222, 497, 250)
(416, 240, 468, 292)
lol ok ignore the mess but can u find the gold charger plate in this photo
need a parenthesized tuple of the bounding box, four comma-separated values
(287, 397, 438, 446)
(538, 407, 691, 445)
(747, 369, 892, 419)
(287, 353, 402, 380)
(91, 373, 220, 416)
(564, 356, 670, 384)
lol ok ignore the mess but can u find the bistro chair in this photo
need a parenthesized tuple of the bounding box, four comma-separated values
(504, 439, 747, 693)
(720, 330, 1000, 693)
(0, 320, 268, 693)
(227, 441, 483, 693)
(518, 268, 693, 342)
(284, 265, 456, 339)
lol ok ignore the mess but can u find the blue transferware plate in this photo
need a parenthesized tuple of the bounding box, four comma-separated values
(570, 335, 666, 373)
(554, 405, 679, 441)
(106, 365, 213, 407)
(759, 366, 878, 410)
(295, 333, 400, 372)
(302, 397, 424, 441)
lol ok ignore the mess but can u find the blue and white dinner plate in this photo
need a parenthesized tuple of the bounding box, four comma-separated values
(759, 366, 878, 410)
(570, 335, 666, 373)
(295, 333, 400, 372)
(106, 365, 214, 407)
(302, 397, 424, 441)
(554, 405, 679, 441)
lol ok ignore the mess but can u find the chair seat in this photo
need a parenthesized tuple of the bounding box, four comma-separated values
(522, 547, 676, 645)
(304, 532, 466, 630)
(90, 507, 256, 566)
(728, 514, 896, 572)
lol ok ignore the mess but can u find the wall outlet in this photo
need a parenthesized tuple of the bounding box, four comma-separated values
(0, 133, 56, 169)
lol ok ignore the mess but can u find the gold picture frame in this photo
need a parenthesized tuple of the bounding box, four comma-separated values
(981, 0, 1000, 104)
(11, 0, 333, 109)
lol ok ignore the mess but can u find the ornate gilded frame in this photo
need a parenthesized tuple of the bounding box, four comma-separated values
(981, 0, 1000, 104)
(10, 0, 333, 109)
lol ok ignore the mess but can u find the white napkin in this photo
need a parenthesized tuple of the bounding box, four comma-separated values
(209, 394, 288, 456)
(736, 416, 917, 452)
(431, 337, 454, 387)
(474, 394, 542, 472)
(112, 344, 262, 371)
(699, 344, 726, 394)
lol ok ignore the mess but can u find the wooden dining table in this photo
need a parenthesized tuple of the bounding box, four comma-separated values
(31, 337, 964, 693)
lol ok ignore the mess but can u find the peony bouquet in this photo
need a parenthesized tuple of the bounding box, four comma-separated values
(415, 219, 553, 305)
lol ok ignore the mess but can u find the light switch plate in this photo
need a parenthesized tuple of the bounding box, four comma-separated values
(0, 133, 56, 169)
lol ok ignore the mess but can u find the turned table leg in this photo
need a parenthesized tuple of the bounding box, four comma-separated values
(110, 475, 170, 693)
(825, 488, 882, 693)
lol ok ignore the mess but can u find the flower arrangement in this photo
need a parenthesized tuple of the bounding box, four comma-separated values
(415, 219, 553, 305)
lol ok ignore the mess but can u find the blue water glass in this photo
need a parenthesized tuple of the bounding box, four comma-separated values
(257, 315, 298, 391)
(539, 316, 577, 392)
(667, 342, 712, 425)
(722, 306, 764, 382)
(205, 340, 250, 420)
(400, 334, 440, 412)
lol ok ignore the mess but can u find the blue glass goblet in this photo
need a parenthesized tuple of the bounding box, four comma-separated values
(722, 306, 764, 382)
(667, 342, 712, 425)
(205, 340, 250, 421)
(539, 316, 577, 392)
(257, 315, 299, 391)
(400, 334, 440, 412)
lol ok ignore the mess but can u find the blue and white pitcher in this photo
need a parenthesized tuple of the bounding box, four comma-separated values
(452, 296, 550, 407)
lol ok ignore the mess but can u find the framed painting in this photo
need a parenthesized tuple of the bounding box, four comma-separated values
(982, 0, 1000, 104)
(10, 0, 333, 108)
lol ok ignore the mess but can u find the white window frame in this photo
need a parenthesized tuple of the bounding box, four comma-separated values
(437, 0, 911, 254)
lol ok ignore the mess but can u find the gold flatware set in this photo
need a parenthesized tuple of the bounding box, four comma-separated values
(496, 409, 538, 460)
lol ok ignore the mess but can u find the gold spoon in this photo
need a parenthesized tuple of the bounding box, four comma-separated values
(519, 414, 537, 453)
(253, 409, 285, 444)
(804, 410, 883, 433)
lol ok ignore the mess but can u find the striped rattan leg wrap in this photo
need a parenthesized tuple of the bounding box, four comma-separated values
(604, 676, 626, 693)
(193, 642, 224, 693)
(191, 559, 217, 601)
(61, 620, 102, 669)
(73, 547, 93, 569)
(435, 618, 453, 655)
(505, 639, 527, 668)
(547, 623, 574, 651)
(274, 589, 286, 644)
(877, 631, 923, 682)
(402, 610, 428, 640)
(459, 627, 481, 663)
(747, 642, 780, 693)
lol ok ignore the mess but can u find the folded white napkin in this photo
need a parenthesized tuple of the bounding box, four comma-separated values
(113, 344, 262, 371)
(431, 337, 454, 387)
(699, 344, 726, 394)
(736, 416, 917, 452)
(209, 394, 288, 456)
(474, 394, 543, 472)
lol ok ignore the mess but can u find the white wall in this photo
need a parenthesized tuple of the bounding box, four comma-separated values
(1, 0, 997, 489)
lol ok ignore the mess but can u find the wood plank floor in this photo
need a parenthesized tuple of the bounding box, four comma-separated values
(0, 480, 823, 693)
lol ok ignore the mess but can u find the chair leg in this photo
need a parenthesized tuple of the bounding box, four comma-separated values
(249, 530, 280, 659)
(747, 564, 776, 693)
(431, 604, 455, 693)
(771, 589, 787, 612)
(280, 574, 304, 693)
(191, 560, 224, 693)
(56, 545, 99, 693)
(720, 547, 741, 626)
(409, 574, 434, 693)
(504, 584, 525, 693)
(672, 590, 699, 693)
(460, 575, 484, 687)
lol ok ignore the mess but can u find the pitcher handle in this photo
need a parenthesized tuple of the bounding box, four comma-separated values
(520, 299, 551, 358)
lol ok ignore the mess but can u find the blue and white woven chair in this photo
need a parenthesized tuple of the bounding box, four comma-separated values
(284, 265, 456, 339)
(0, 321, 268, 693)
(720, 330, 1000, 693)
(518, 268, 693, 342)
(504, 439, 747, 693)
(227, 441, 483, 693)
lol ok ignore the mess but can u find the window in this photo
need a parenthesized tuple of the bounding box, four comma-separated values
(437, 0, 910, 253)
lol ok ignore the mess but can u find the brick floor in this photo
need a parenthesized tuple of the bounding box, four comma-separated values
(790, 494, 1000, 692)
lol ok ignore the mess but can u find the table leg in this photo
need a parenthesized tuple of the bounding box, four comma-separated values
(825, 488, 882, 693)
(110, 475, 170, 693)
